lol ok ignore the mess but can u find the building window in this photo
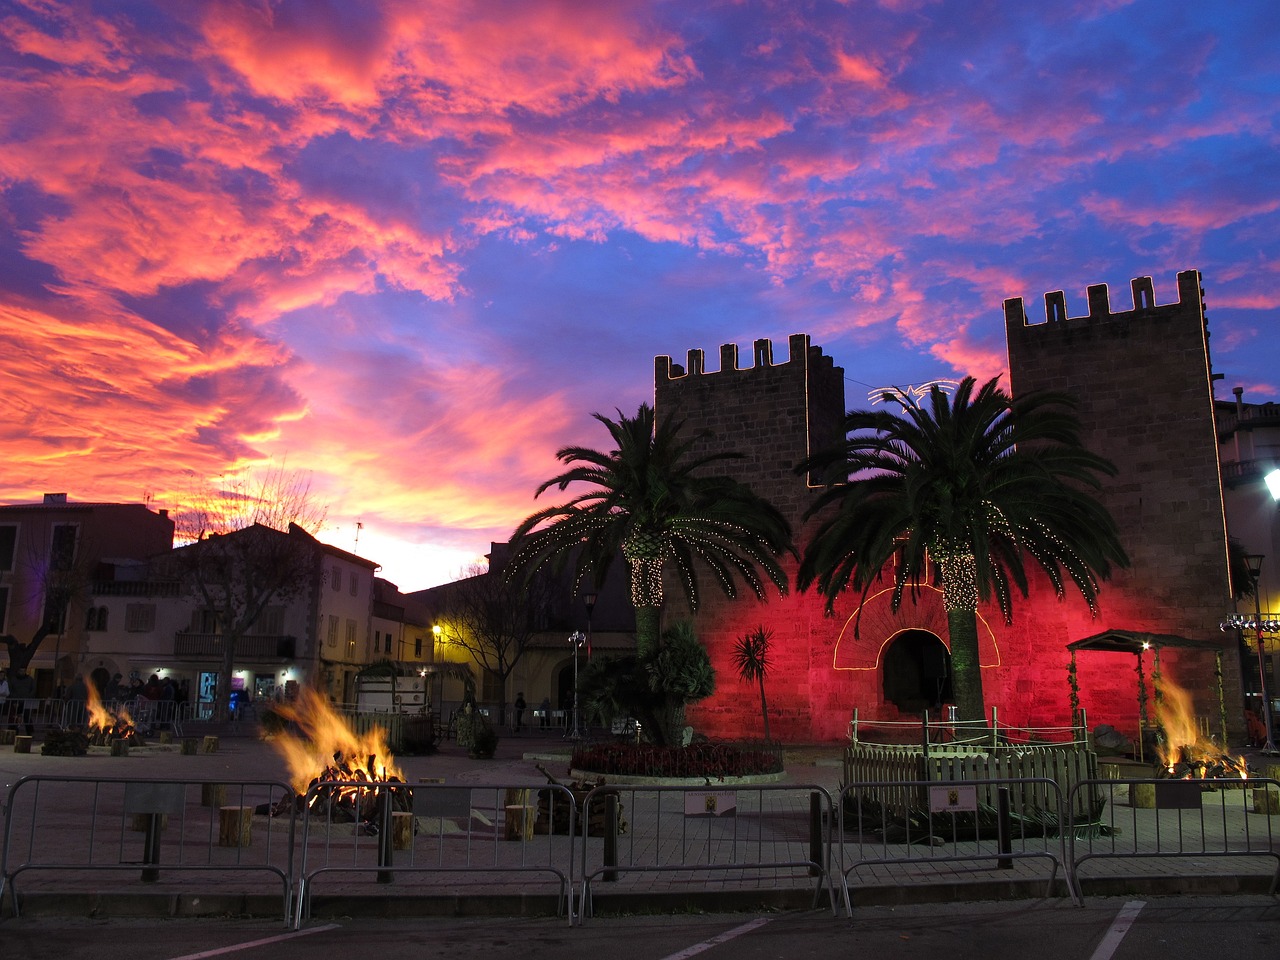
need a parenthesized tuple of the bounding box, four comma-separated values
(327, 614, 339, 647)
(191, 608, 218, 633)
(255, 605, 284, 636)
(0, 525, 16, 571)
(126, 603, 156, 632)
(85, 606, 108, 631)
(414, 636, 423, 658)
(49, 523, 78, 570)
(349, 575, 358, 597)
(481, 669, 502, 703)
(331, 566, 342, 592)
(385, 632, 393, 654)
(0, 585, 10, 631)
(345, 618, 357, 655)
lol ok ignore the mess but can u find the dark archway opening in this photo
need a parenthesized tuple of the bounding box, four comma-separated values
(882, 630, 952, 713)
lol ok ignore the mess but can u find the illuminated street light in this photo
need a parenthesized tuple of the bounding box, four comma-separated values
(1244, 554, 1278, 755)
(568, 631, 587, 740)
(1266, 467, 1280, 502)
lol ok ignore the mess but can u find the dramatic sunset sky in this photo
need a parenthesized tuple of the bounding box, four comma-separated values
(3, 0, 1278, 590)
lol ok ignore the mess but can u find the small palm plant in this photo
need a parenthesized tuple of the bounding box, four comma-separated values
(732, 625, 774, 743)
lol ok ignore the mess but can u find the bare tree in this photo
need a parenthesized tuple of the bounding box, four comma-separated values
(434, 561, 556, 726)
(2, 523, 95, 682)
(173, 465, 327, 720)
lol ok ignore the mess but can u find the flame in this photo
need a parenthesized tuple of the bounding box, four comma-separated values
(1154, 678, 1248, 779)
(84, 678, 134, 732)
(266, 687, 403, 794)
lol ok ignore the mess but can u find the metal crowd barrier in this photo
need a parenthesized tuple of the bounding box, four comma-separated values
(0, 775, 298, 924)
(576, 783, 840, 921)
(1067, 777, 1280, 899)
(837, 776, 1074, 909)
(293, 780, 579, 927)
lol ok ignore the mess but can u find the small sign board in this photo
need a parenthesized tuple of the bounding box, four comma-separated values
(929, 784, 978, 814)
(123, 782, 186, 815)
(684, 790, 737, 817)
(1154, 780, 1203, 810)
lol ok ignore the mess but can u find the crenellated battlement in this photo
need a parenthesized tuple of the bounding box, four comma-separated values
(1003, 268, 1204, 332)
(655, 333, 836, 381)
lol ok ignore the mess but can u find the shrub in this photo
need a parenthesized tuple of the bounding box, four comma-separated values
(571, 741, 783, 779)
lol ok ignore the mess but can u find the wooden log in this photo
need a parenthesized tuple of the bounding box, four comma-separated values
(0, 729, 15, 745)
(218, 806, 253, 847)
(201, 735, 220, 754)
(14, 735, 32, 754)
(110, 738, 129, 757)
(1253, 788, 1280, 815)
(158, 731, 173, 745)
(391, 810, 414, 850)
(1130, 783, 1156, 808)
(130, 813, 168, 832)
(181, 738, 199, 755)
(201, 783, 227, 808)
(504, 804, 536, 841)
(1261, 764, 1280, 784)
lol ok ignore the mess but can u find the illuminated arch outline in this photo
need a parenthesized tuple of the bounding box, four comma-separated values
(832, 584, 1002, 671)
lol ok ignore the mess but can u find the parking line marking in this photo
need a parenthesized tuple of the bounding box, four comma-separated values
(1088, 900, 1145, 960)
(167, 923, 342, 960)
(658, 917, 773, 960)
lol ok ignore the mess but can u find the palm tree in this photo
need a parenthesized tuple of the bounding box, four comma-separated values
(509, 403, 793, 658)
(732, 625, 773, 742)
(796, 376, 1128, 722)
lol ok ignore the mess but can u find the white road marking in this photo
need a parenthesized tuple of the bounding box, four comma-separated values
(657, 917, 773, 960)
(1088, 900, 1145, 960)
(166, 923, 342, 960)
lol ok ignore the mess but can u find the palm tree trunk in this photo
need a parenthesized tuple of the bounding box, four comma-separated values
(634, 606, 661, 659)
(946, 607, 986, 722)
(757, 674, 771, 742)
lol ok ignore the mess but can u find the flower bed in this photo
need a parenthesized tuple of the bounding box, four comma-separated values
(571, 740, 784, 779)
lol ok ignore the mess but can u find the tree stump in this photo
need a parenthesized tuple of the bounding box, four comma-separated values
(201, 735, 220, 754)
(14, 735, 32, 754)
(110, 738, 129, 757)
(0, 729, 15, 745)
(181, 738, 199, 755)
(504, 804, 537, 841)
(201, 783, 227, 808)
(131, 813, 168, 832)
(1130, 783, 1156, 808)
(1253, 788, 1279, 815)
(158, 731, 173, 745)
(391, 811, 414, 850)
(1261, 764, 1280, 783)
(218, 806, 253, 847)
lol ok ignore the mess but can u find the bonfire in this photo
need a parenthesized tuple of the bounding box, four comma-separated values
(265, 688, 411, 825)
(1154, 679, 1249, 781)
(85, 680, 142, 745)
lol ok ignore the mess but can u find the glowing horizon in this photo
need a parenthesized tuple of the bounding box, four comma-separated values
(3, 1, 1278, 591)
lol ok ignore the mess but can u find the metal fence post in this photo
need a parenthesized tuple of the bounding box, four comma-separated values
(602, 793, 618, 882)
(809, 791, 824, 877)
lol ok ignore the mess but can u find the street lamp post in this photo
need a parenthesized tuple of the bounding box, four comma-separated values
(583, 592, 597, 661)
(1244, 554, 1278, 755)
(568, 631, 586, 740)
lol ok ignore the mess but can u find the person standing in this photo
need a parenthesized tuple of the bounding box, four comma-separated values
(513, 692, 527, 734)
(10, 668, 36, 735)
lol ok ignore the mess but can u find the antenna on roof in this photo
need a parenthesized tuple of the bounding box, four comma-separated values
(354, 521, 363, 554)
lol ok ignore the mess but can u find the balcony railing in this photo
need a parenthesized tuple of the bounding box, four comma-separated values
(1221, 458, 1276, 488)
(174, 633, 297, 659)
(92, 580, 183, 597)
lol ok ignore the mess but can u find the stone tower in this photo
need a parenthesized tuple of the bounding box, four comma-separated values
(1004, 269, 1241, 731)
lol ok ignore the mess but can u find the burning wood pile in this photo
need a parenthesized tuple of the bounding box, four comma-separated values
(533, 763, 627, 836)
(264, 689, 410, 831)
(85, 682, 143, 745)
(1154, 679, 1250, 783)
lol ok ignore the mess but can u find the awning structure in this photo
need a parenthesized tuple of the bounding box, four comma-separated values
(1066, 629, 1224, 654)
(1066, 628, 1229, 756)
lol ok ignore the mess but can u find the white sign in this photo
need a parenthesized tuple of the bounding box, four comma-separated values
(684, 790, 737, 817)
(928, 784, 978, 813)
